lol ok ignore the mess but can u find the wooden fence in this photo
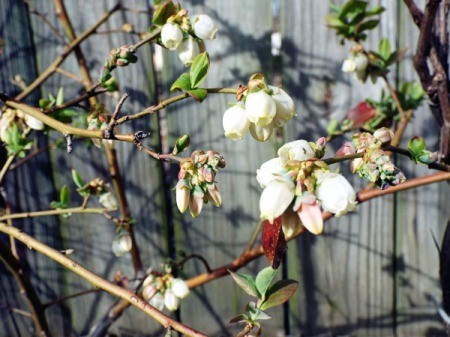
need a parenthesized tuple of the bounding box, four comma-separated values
(0, 0, 449, 336)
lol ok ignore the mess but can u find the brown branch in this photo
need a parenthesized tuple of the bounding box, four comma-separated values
(14, 3, 122, 101)
(0, 239, 52, 337)
(0, 222, 207, 337)
(187, 171, 450, 289)
(403, 0, 424, 26)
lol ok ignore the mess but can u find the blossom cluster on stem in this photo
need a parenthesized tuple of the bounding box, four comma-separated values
(258, 138, 357, 236)
(222, 74, 296, 142)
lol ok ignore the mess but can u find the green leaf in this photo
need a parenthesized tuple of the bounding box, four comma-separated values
(246, 302, 271, 321)
(259, 279, 299, 311)
(187, 88, 208, 102)
(72, 169, 85, 189)
(60, 185, 69, 206)
(357, 19, 379, 32)
(365, 5, 385, 17)
(172, 134, 190, 155)
(229, 314, 249, 324)
(229, 270, 259, 298)
(326, 16, 345, 28)
(190, 52, 210, 89)
(339, 0, 367, 21)
(170, 72, 191, 92)
(56, 87, 64, 106)
(152, 1, 177, 26)
(255, 267, 276, 300)
(378, 38, 390, 61)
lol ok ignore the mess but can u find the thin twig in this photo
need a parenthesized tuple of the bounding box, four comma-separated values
(42, 288, 102, 309)
(0, 222, 208, 337)
(0, 207, 114, 222)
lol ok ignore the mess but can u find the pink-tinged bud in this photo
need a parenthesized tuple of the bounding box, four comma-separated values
(222, 105, 250, 140)
(315, 172, 357, 217)
(315, 137, 327, 150)
(245, 90, 277, 127)
(256, 157, 284, 188)
(259, 176, 295, 223)
(249, 122, 273, 142)
(164, 289, 180, 311)
(268, 85, 295, 122)
(205, 185, 222, 207)
(142, 284, 157, 301)
(277, 140, 315, 166)
(170, 278, 190, 299)
(177, 37, 200, 66)
(336, 142, 356, 157)
(149, 292, 165, 310)
(345, 102, 376, 127)
(373, 127, 394, 144)
(143, 274, 155, 287)
(161, 23, 183, 50)
(298, 202, 323, 235)
(189, 195, 204, 218)
(350, 157, 364, 174)
(175, 181, 190, 213)
(192, 14, 218, 40)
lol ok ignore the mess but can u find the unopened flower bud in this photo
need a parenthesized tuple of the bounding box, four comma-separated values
(336, 142, 356, 157)
(142, 284, 157, 301)
(177, 37, 200, 66)
(112, 233, 132, 257)
(161, 23, 183, 50)
(222, 105, 250, 140)
(205, 184, 222, 207)
(175, 180, 191, 213)
(99, 191, 118, 209)
(192, 14, 218, 40)
(189, 195, 204, 218)
(245, 90, 276, 127)
(24, 114, 44, 131)
(256, 158, 284, 188)
(373, 127, 394, 144)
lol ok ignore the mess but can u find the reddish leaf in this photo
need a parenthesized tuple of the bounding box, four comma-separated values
(345, 101, 376, 127)
(261, 217, 286, 269)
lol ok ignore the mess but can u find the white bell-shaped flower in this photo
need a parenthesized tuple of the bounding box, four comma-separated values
(177, 37, 200, 66)
(222, 105, 250, 140)
(315, 171, 357, 217)
(161, 23, 183, 50)
(164, 289, 180, 311)
(170, 278, 190, 299)
(256, 157, 284, 188)
(245, 90, 276, 127)
(111, 233, 132, 257)
(192, 14, 218, 40)
(99, 191, 118, 210)
(277, 140, 315, 166)
(260, 176, 295, 223)
(249, 122, 273, 142)
(24, 114, 44, 130)
(268, 85, 295, 122)
(149, 292, 165, 311)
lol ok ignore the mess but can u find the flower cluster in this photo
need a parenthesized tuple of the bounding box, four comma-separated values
(342, 45, 370, 82)
(175, 150, 225, 217)
(0, 108, 44, 142)
(336, 127, 406, 189)
(257, 138, 356, 235)
(223, 74, 295, 142)
(141, 273, 190, 312)
(159, 8, 217, 66)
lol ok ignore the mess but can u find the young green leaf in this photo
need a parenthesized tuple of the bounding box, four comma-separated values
(259, 279, 299, 311)
(170, 72, 191, 92)
(72, 169, 85, 189)
(228, 270, 259, 298)
(56, 87, 64, 106)
(60, 185, 69, 206)
(339, 0, 367, 21)
(152, 1, 177, 26)
(246, 302, 271, 321)
(190, 52, 210, 88)
(378, 38, 390, 61)
(187, 88, 208, 102)
(357, 19, 379, 33)
(255, 266, 276, 300)
(365, 5, 385, 17)
(229, 314, 249, 324)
